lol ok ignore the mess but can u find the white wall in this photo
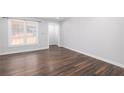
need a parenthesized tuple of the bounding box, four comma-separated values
(0, 18, 49, 55)
(61, 17, 123, 67)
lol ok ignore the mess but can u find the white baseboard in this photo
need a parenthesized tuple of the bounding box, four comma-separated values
(63, 45, 124, 68)
(0, 47, 49, 56)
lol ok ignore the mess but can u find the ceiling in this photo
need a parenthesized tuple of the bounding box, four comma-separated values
(36, 17, 68, 22)
(6, 17, 68, 22)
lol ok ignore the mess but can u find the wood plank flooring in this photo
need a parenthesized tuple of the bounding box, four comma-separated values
(0, 45, 124, 76)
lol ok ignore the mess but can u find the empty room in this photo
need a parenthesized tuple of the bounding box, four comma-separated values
(0, 17, 123, 76)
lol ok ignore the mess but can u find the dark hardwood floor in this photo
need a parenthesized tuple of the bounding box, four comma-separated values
(0, 45, 124, 76)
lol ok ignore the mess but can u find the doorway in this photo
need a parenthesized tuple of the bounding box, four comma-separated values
(48, 23, 60, 47)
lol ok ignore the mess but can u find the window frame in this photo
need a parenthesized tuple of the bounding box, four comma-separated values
(8, 19, 39, 47)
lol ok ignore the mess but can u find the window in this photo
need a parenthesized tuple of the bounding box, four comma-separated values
(8, 19, 38, 46)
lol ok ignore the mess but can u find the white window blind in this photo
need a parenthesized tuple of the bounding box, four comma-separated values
(8, 19, 38, 46)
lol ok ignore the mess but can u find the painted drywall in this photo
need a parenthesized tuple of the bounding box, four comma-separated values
(0, 17, 49, 55)
(61, 17, 123, 67)
(0, 19, 3, 53)
(120, 29, 124, 64)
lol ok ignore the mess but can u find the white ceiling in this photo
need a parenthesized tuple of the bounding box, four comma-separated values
(6, 17, 68, 22)
(34, 17, 68, 22)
